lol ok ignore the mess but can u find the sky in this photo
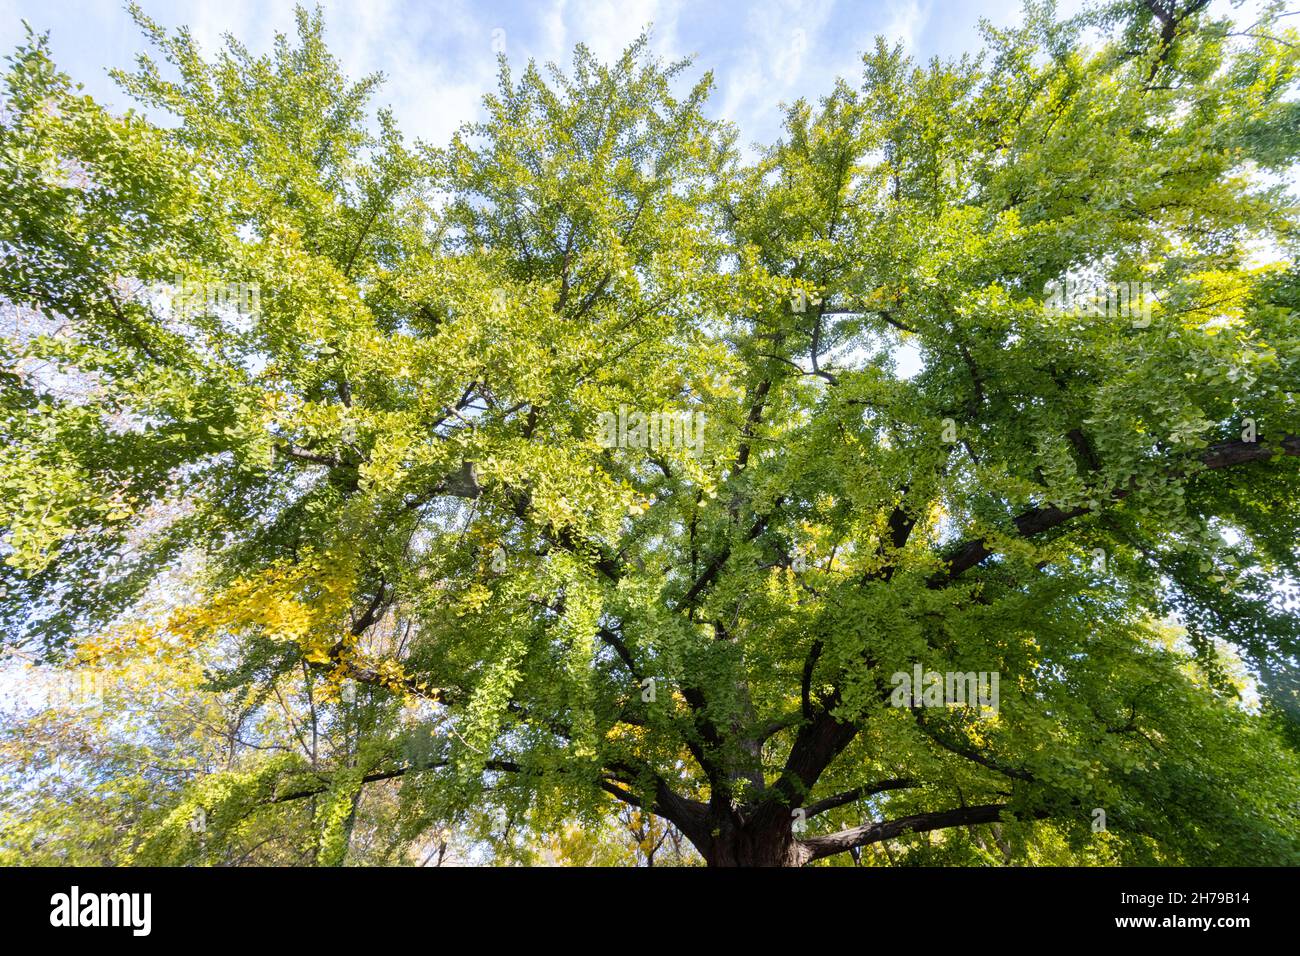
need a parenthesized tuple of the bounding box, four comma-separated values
(0, 0, 1108, 152)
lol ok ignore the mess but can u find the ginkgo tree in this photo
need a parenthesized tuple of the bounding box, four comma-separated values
(2, 0, 1300, 867)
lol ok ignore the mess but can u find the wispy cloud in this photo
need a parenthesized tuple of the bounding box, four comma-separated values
(716, 0, 836, 140)
(526, 0, 682, 67)
(880, 0, 931, 54)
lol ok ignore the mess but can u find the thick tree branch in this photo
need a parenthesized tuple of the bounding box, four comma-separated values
(800, 803, 1010, 861)
(932, 434, 1300, 586)
(804, 778, 916, 817)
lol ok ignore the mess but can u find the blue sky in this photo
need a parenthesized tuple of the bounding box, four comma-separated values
(0, 0, 1107, 150)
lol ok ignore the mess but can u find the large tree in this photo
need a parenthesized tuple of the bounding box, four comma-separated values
(2, 1, 1300, 866)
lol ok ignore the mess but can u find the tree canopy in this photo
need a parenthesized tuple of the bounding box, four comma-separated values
(2, 0, 1300, 866)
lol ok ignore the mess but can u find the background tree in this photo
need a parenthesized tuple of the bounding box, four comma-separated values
(2, 0, 1299, 866)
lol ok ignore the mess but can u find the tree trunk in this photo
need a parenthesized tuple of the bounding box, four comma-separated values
(703, 818, 808, 867)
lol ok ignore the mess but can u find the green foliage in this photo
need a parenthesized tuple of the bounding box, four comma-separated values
(2, 1, 1299, 865)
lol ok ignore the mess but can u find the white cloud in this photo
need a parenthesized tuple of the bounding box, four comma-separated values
(880, 0, 930, 54)
(531, 0, 682, 66)
(715, 0, 836, 147)
(316, 0, 494, 145)
(537, 0, 569, 62)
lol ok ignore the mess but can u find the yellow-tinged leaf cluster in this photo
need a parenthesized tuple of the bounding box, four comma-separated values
(170, 549, 359, 666)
